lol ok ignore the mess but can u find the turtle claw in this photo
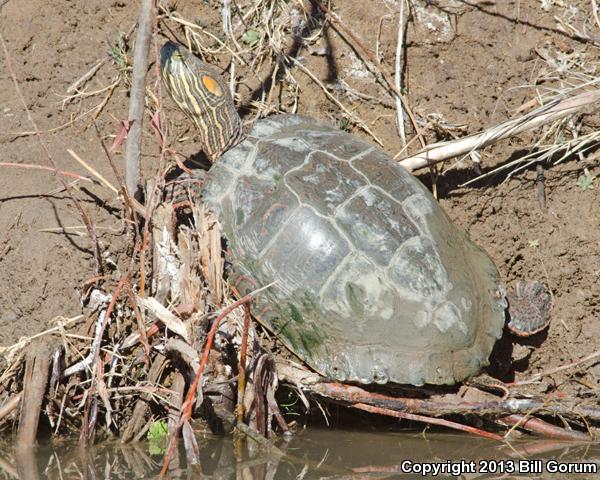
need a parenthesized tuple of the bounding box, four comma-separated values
(506, 280, 552, 337)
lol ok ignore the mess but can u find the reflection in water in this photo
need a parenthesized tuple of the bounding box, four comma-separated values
(0, 428, 598, 479)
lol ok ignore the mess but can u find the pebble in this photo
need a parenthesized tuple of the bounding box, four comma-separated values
(0, 310, 18, 323)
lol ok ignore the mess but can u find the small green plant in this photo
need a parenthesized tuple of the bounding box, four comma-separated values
(147, 419, 168, 455)
(338, 117, 351, 132)
(576, 173, 595, 191)
(242, 29, 260, 47)
(108, 32, 128, 74)
(278, 390, 304, 417)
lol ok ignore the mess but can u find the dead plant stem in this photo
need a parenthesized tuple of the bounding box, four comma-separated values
(93, 123, 145, 218)
(236, 304, 251, 423)
(394, 0, 406, 145)
(400, 89, 600, 172)
(310, 0, 425, 148)
(354, 403, 504, 441)
(0, 162, 94, 183)
(159, 283, 274, 477)
(125, 0, 153, 197)
(517, 348, 600, 384)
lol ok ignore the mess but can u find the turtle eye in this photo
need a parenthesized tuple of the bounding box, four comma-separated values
(172, 51, 184, 60)
(201, 74, 223, 97)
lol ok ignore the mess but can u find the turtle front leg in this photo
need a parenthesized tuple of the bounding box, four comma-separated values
(163, 169, 207, 207)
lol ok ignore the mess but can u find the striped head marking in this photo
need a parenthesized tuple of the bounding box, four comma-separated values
(160, 41, 244, 162)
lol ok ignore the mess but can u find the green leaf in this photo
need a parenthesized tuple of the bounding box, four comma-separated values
(242, 29, 259, 47)
(149, 443, 165, 455)
(147, 419, 168, 442)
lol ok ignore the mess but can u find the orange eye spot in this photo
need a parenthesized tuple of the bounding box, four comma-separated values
(202, 75, 223, 96)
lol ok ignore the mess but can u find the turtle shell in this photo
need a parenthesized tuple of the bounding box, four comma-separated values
(203, 114, 506, 385)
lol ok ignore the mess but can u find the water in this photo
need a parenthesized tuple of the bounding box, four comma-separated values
(0, 428, 598, 479)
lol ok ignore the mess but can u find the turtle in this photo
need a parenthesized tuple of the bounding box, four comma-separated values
(159, 41, 551, 386)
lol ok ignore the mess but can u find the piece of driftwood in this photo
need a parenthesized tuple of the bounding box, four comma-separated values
(17, 340, 54, 447)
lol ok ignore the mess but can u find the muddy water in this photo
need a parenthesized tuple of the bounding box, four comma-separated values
(1, 429, 598, 479)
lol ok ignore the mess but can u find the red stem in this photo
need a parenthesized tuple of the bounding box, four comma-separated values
(159, 292, 257, 477)
(354, 402, 505, 442)
(0, 162, 93, 182)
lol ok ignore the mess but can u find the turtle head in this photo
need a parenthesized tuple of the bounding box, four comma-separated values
(160, 41, 244, 162)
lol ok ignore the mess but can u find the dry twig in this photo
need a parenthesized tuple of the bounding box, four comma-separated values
(394, 0, 407, 145)
(309, 0, 425, 147)
(0, 162, 94, 183)
(400, 89, 600, 172)
(67, 150, 119, 194)
(354, 403, 504, 441)
(159, 283, 274, 476)
(500, 414, 591, 441)
(125, 0, 153, 196)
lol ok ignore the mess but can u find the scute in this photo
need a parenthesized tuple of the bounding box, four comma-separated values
(231, 175, 298, 256)
(258, 206, 350, 298)
(253, 139, 309, 178)
(351, 151, 419, 203)
(286, 152, 366, 216)
(320, 253, 397, 326)
(388, 236, 449, 305)
(337, 187, 419, 266)
(202, 114, 506, 385)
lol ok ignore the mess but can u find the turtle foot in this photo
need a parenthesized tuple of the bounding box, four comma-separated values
(163, 169, 207, 205)
(506, 280, 552, 337)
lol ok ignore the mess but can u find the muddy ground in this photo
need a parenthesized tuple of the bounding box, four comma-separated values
(0, 0, 598, 400)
